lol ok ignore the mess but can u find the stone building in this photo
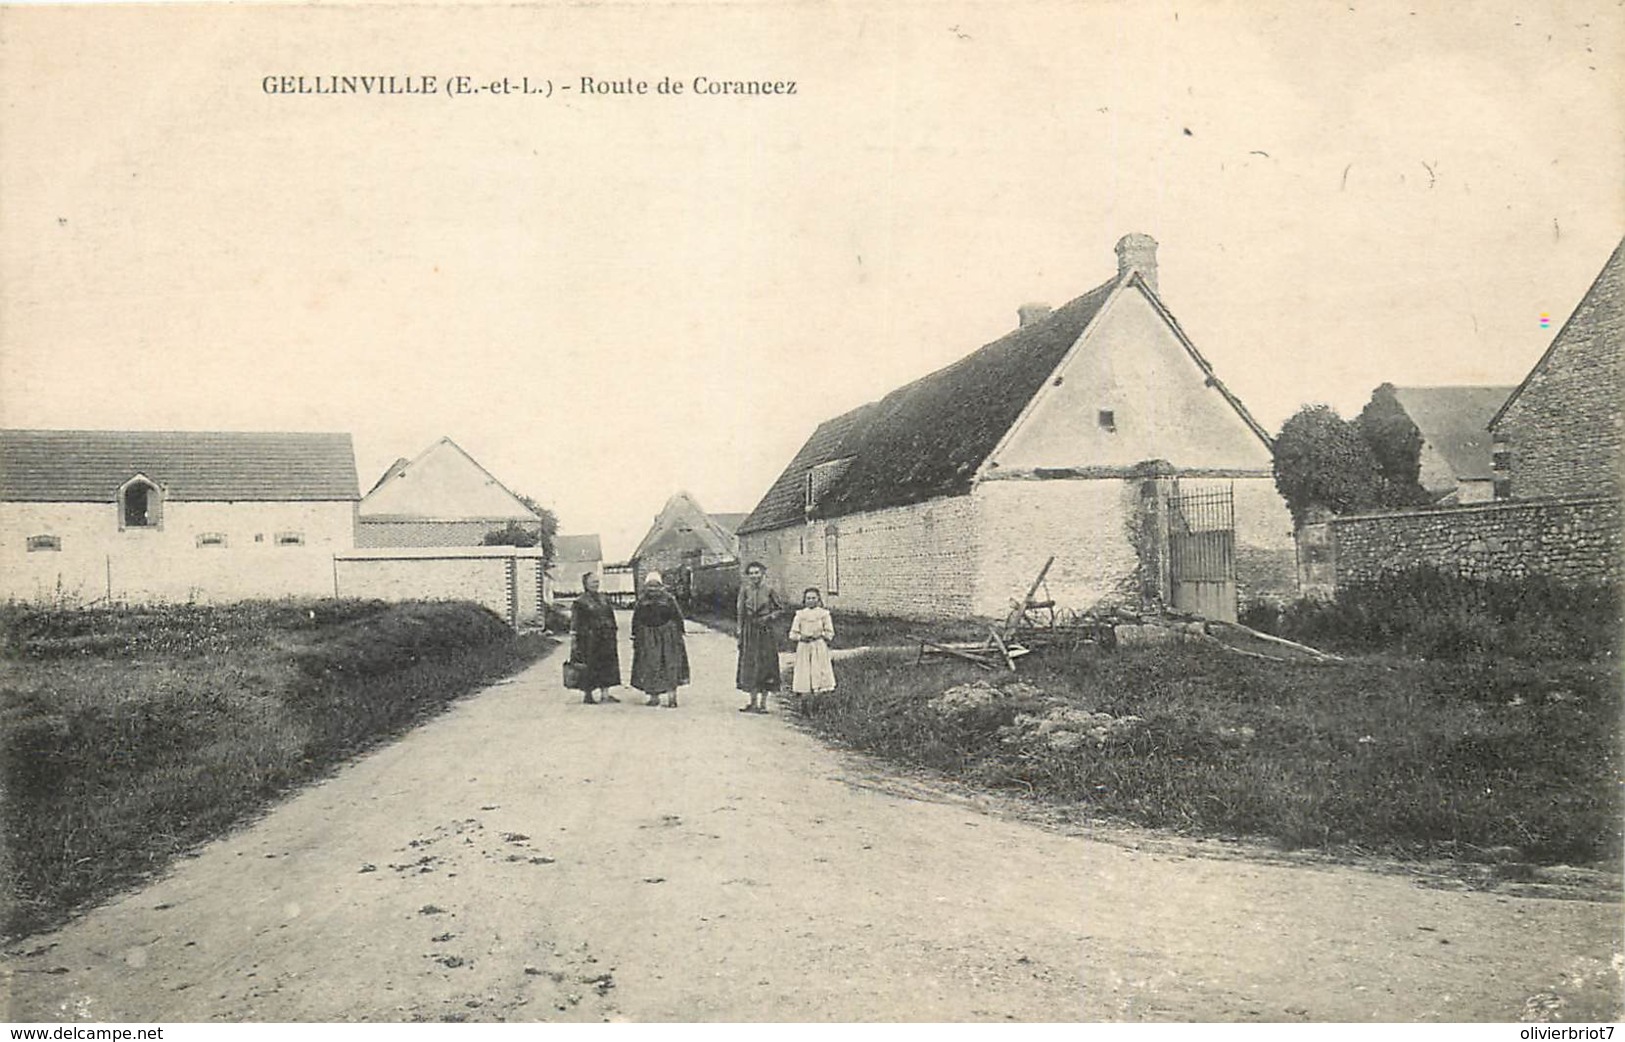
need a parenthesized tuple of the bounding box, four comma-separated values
(1, 429, 358, 603)
(1489, 237, 1623, 501)
(550, 533, 605, 597)
(1369, 385, 1513, 505)
(736, 234, 1296, 622)
(629, 490, 743, 591)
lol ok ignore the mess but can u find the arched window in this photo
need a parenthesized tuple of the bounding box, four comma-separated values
(118, 475, 163, 530)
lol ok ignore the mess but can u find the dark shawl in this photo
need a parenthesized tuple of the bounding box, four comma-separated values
(630, 588, 690, 694)
(568, 591, 621, 689)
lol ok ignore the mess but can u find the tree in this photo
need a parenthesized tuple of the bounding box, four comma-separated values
(1272, 405, 1391, 526)
(1355, 383, 1430, 505)
(482, 492, 559, 562)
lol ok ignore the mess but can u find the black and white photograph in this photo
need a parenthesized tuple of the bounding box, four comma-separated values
(0, 0, 1620, 1027)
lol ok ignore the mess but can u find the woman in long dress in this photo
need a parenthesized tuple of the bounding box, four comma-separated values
(630, 572, 690, 708)
(789, 587, 836, 702)
(735, 561, 785, 713)
(568, 572, 621, 705)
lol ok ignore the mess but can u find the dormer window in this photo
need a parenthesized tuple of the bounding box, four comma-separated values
(805, 457, 855, 515)
(118, 475, 163, 530)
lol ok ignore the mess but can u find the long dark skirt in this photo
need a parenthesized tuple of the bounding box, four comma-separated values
(631, 621, 690, 695)
(736, 620, 780, 693)
(570, 626, 621, 690)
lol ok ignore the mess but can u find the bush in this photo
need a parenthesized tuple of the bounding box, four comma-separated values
(1271, 569, 1621, 661)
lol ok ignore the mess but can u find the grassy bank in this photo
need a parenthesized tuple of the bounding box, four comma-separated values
(798, 640, 1621, 867)
(0, 600, 555, 938)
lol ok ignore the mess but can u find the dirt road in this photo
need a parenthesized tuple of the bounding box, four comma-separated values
(4, 618, 1620, 1022)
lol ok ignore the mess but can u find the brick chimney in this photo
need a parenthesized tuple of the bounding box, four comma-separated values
(1115, 233, 1159, 294)
(1017, 302, 1052, 327)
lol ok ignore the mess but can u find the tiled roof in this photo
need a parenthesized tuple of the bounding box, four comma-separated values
(0, 429, 359, 502)
(738, 280, 1117, 534)
(554, 534, 604, 563)
(1390, 386, 1515, 482)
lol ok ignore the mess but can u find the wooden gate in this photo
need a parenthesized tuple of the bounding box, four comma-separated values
(1169, 484, 1237, 622)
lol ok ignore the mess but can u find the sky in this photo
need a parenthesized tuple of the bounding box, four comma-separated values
(1, 0, 1620, 560)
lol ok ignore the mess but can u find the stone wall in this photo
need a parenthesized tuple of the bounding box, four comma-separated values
(1312, 495, 1619, 589)
(2, 500, 354, 603)
(333, 547, 550, 628)
(738, 495, 981, 621)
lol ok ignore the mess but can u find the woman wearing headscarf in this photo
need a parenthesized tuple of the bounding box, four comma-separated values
(735, 561, 785, 713)
(630, 571, 691, 708)
(568, 571, 621, 705)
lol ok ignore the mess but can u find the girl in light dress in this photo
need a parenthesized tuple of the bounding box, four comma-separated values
(789, 587, 836, 700)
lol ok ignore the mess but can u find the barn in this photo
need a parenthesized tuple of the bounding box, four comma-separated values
(735, 235, 1296, 623)
(1, 429, 359, 603)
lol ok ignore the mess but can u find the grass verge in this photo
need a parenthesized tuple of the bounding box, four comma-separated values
(797, 639, 1620, 867)
(0, 599, 555, 939)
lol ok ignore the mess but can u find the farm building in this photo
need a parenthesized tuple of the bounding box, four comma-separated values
(1367, 385, 1514, 505)
(550, 534, 605, 597)
(0, 429, 359, 603)
(600, 561, 637, 606)
(357, 436, 543, 547)
(1490, 237, 1624, 501)
(629, 491, 744, 591)
(735, 234, 1296, 623)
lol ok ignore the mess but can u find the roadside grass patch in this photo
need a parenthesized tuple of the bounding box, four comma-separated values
(1256, 569, 1621, 663)
(798, 641, 1620, 866)
(0, 600, 555, 938)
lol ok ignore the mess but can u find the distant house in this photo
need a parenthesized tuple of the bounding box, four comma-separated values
(1490, 237, 1624, 501)
(600, 561, 637, 607)
(0, 429, 359, 603)
(357, 437, 542, 548)
(1371, 385, 1514, 505)
(736, 234, 1296, 622)
(630, 491, 742, 590)
(550, 534, 605, 597)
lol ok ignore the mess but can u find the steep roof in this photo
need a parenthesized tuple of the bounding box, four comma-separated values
(554, 534, 604, 563)
(1389, 386, 1514, 482)
(1490, 236, 1625, 429)
(358, 437, 537, 521)
(631, 490, 739, 561)
(707, 512, 749, 534)
(0, 429, 359, 502)
(739, 280, 1119, 534)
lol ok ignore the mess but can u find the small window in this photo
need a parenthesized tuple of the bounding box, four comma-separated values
(1494, 478, 1512, 501)
(275, 531, 305, 546)
(26, 534, 61, 552)
(254, 533, 265, 543)
(196, 532, 228, 549)
(119, 476, 162, 529)
(1098, 410, 1117, 432)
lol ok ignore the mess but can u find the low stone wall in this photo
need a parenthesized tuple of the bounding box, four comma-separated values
(334, 546, 550, 628)
(1301, 495, 1619, 592)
